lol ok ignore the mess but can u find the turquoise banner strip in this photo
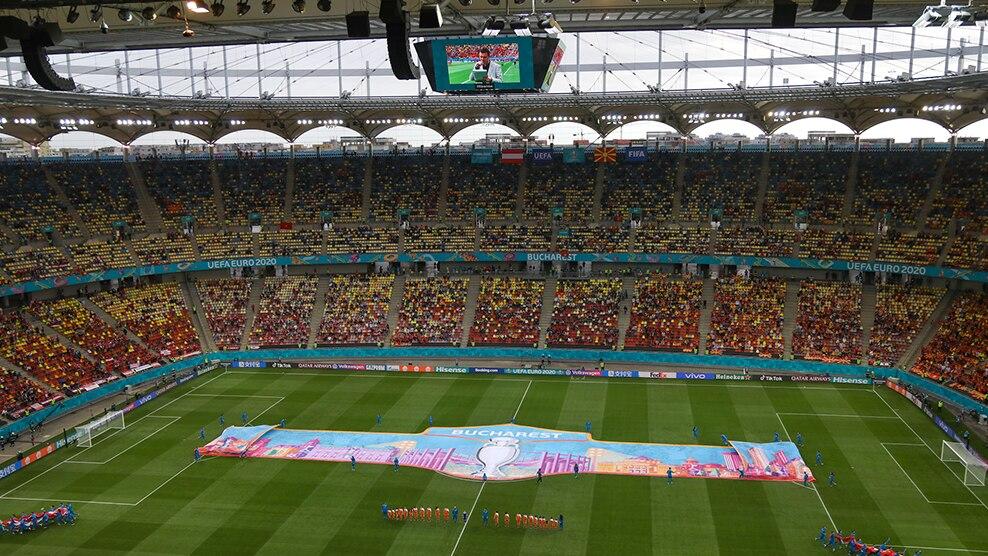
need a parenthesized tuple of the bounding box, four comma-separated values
(0, 347, 984, 441)
(3, 252, 987, 297)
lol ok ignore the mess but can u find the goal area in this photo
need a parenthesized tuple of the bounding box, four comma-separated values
(75, 410, 125, 448)
(940, 440, 987, 487)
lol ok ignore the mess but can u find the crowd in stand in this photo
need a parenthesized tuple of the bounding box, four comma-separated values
(90, 283, 199, 358)
(792, 280, 862, 364)
(547, 279, 621, 348)
(708, 276, 785, 358)
(600, 152, 676, 222)
(29, 298, 156, 375)
(0, 309, 108, 396)
(469, 277, 542, 347)
(0, 162, 80, 243)
(218, 158, 287, 226)
(141, 158, 218, 229)
(51, 161, 145, 236)
(524, 160, 596, 221)
(681, 152, 759, 222)
(929, 151, 988, 233)
(249, 276, 318, 347)
(764, 152, 849, 225)
(867, 285, 942, 367)
(370, 157, 439, 222)
(912, 292, 988, 401)
(317, 275, 393, 345)
(197, 279, 252, 350)
(852, 152, 940, 227)
(392, 277, 467, 346)
(625, 273, 701, 352)
(293, 157, 364, 224)
(0, 367, 53, 419)
(446, 159, 519, 221)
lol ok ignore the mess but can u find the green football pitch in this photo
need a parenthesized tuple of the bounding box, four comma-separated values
(1, 367, 986, 555)
(447, 61, 522, 85)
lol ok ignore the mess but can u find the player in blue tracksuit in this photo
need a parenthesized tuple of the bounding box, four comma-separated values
(828, 471, 836, 486)
(558, 514, 564, 530)
(803, 471, 810, 487)
(381, 503, 388, 519)
(738, 467, 745, 479)
(241, 411, 248, 425)
(198, 427, 206, 441)
(482, 508, 489, 526)
(280, 418, 287, 428)
(816, 451, 823, 465)
(828, 531, 838, 549)
(796, 432, 804, 446)
(573, 463, 579, 477)
(721, 434, 729, 445)
(393, 457, 399, 472)
(818, 526, 827, 544)
(428, 415, 433, 426)
(376, 414, 382, 426)
(585, 420, 592, 433)
(666, 467, 673, 484)
(452, 506, 459, 522)
(350, 455, 357, 470)
(692, 425, 699, 440)
(194, 447, 201, 462)
(219, 414, 225, 426)
(773, 431, 780, 442)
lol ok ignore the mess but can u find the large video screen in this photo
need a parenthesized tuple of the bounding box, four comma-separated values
(415, 37, 563, 94)
(445, 42, 521, 87)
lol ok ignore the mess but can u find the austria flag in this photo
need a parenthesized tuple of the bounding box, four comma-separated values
(501, 148, 524, 165)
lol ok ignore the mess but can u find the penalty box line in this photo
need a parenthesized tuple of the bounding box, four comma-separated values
(775, 413, 838, 532)
(872, 389, 988, 512)
(67, 416, 182, 466)
(880, 443, 982, 507)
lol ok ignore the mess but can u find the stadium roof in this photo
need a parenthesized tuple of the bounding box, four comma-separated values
(1, 72, 985, 143)
(0, 0, 937, 54)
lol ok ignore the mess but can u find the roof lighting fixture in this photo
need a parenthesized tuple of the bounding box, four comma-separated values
(90, 4, 102, 22)
(187, 0, 210, 13)
(316, 0, 331, 10)
(236, 0, 251, 14)
(210, 0, 225, 16)
(511, 17, 531, 36)
(141, 6, 158, 20)
(292, 0, 305, 13)
(66, 5, 80, 23)
(537, 13, 562, 35)
(118, 8, 133, 21)
(913, 5, 944, 27)
(166, 4, 181, 17)
(482, 16, 504, 36)
(945, 5, 972, 26)
(262, 0, 275, 13)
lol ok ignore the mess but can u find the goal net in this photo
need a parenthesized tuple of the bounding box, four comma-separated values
(940, 440, 987, 487)
(75, 410, 125, 448)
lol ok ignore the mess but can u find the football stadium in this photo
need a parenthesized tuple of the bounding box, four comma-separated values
(0, 0, 986, 554)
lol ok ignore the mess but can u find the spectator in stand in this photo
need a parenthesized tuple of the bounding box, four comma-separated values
(625, 273, 701, 352)
(317, 275, 393, 345)
(197, 279, 252, 350)
(912, 292, 988, 401)
(547, 279, 621, 348)
(470, 278, 542, 347)
(792, 280, 862, 364)
(392, 277, 468, 346)
(707, 276, 785, 358)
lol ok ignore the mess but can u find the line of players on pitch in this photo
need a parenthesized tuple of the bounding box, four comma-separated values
(0, 504, 76, 534)
(818, 527, 922, 556)
(383, 503, 564, 530)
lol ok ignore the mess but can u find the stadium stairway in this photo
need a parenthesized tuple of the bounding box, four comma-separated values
(121, 236, 143, 267)
(697, 278, 715, 355)
(936, 224, 959, 267)
(616, 276, 635, 350)
(251, 233, 260, 257)
(591, 165, 605, 222)
(20, 310, 102, 368)
(384, 274, 406, 347)
(459, 275, 481, 348)
(916, 150, 951, 229)
(752, 151, 770, 222)
(41, 165, 90, 240)
(180, 277, 215, 352)
(860, 283, 877, 362)
(514, 162, 528, 220)
(839, 150, 860, 222)
(125, 161, 165, 232)
(283, 155, 296, 221)
(671, 154, 686, 221)
(78, 297, 157, 356)
(0, 223, 22, 246)
(897, 287, 957, 370)
(239, 275, 264, 350)
(208, 159, 227, 225)
(361, 158, 373, 221)
(188, 231, 204, 261)
(307, 274, 332, 348)
(782, 280, 801, 359)
(537, 277, 557, 349)
(437, 154, 451, 221)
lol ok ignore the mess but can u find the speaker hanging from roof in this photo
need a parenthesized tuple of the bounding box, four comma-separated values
(379, 0, 419, 80)
(0, 17, 76, 91)
(346, 10, 370, 37)
(771, 0, 798, 27)
(842, 0, 872, 20)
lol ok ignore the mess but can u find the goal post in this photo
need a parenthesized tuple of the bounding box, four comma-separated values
(75, 410, 126, 448)
(940, 440, 987, 487)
